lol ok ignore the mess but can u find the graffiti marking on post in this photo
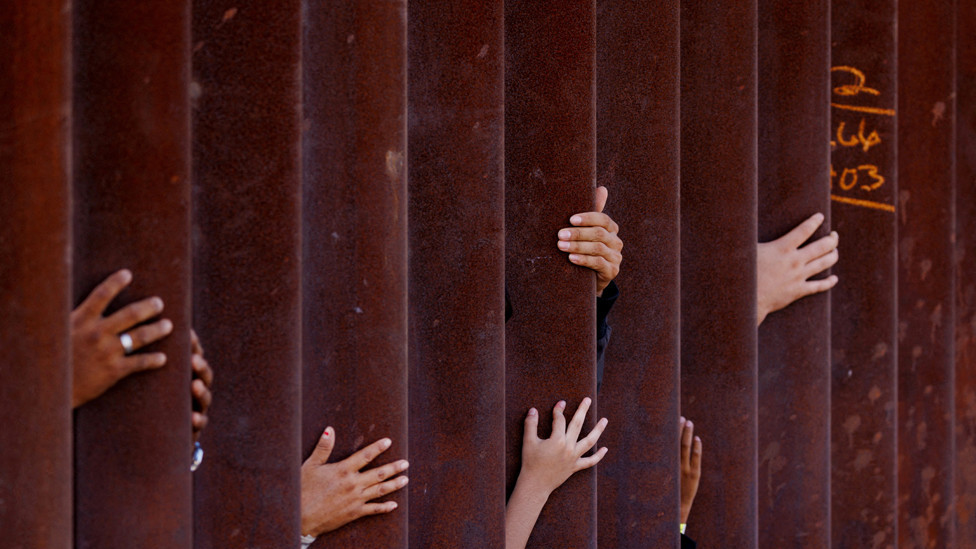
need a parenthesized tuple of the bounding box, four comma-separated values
(830, 65, 895, 213)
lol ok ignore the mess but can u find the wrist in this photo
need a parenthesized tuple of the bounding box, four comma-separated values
(512, 472, 554, 505)
(300, 513, 323, 539)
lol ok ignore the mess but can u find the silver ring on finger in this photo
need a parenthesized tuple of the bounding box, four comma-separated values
(119, 333, 135, 355)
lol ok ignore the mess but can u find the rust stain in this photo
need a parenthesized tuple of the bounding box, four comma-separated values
(872, 342, 889, 361)
(853, 449, 873, 472)
(931, 101, 946, 126)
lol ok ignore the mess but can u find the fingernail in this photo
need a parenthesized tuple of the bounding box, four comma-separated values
(600, 417, 608, 426)
(815, 212, 824, 221)
(390, 502, 398, 510)
(381, 438, 392, 449)
(571, 215, 583, 225)
(831, 231, 839, 239)
(155, 353, 167, 366)
(557, 241, 570, 251)
(528, 407, 537, 416)
(322, 428, 330, 438)
(680, 416, 686, 423)
(687, 421, 693, 429)
(152, 297, 164, 311)
(558, 230, 571, 240)
(583, 397, 591, 405)
(557, 400, 566, 409)
(400, 461, 410, 470)
(400, 476, 409, 486)
(568, 254, 580, 263)
(161, 319, 173, 333)
(119, 269, 133, 283)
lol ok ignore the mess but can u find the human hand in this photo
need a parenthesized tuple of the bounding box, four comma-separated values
(190, 330, 213, 442)
(557, 186, 623, 296)
(756, 213, 839, 326)
(71, 269, 172, 408)
(679, 416, 702, 525)
(517, 397, 608, 497)
(300, 428, 409, 538)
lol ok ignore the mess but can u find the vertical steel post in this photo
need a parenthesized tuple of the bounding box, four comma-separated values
(302, 2, 409, 547)
(896, 1, 957, 547)
(0, 2, 72, 547)
(71, 0, 192, 546)
(756, 0, 832, 545)
(830, 0, 899, 546)
(595, 1, 681, 547)
(406, 1, 506, 547)
(955, 0, 976, 541)
(679, 2, 759, 547)
(504, 2, 598, 547)
(191, 1, 303, 547)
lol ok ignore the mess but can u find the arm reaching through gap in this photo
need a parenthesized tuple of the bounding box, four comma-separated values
(506, 398, 608, 549)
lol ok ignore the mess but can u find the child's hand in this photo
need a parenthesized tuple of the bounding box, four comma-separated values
(506, 398, 608, 549)
(679, 416, 702, 525)
(757, 212, 839, 325)
(518, 398, 608, 497)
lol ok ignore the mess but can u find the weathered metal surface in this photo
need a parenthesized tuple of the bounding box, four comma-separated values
(955, 0, 976, 542)
(679, 1, 759, 547)
(595, 1, 681, 547)
(896, 2, 957, 547)
(406, 1, 506, 547)
(0, 2, 71, 547)
(71, 0, 192, 546)
(830, 0, 899, 546)
(756, 0, 832, 545)
(191, 1, 302, 547)
(504, 1, 598, 547)
(302, 2, 408, 547)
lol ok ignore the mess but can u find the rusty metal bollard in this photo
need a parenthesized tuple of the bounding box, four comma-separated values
(191, 1, 303, 547)
(757, 0, 832, 546)
(72, 0, 193, 546)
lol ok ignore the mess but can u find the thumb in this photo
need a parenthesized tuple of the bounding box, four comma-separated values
(310, 427, 335, 464)
(595, 186, 609, 213)
(523, 408, 539, 444)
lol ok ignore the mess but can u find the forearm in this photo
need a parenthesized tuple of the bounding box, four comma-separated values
(505, 476, 551, 549)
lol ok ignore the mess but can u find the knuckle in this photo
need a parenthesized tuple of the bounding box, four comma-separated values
(92, 285, 114, 304)
(84, 328, 104, 348)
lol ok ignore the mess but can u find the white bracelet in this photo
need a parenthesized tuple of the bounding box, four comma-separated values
(301, 534, 317, 549)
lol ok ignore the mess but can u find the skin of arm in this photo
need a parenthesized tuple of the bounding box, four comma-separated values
(300, 428, 409, 538)
(506, 398, 608, 549)
(679, 416, 702, 526)
(557, 186, 623, 297)
(757, 212, 839, 326)
(71, 269, 173, 408)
